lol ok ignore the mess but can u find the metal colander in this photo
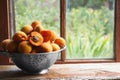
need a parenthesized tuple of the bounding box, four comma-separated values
(0, 46, 66, 74)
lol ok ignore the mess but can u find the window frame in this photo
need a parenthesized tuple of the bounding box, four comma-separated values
(0, 0, 119, 64)
(58, 0, 117, 63)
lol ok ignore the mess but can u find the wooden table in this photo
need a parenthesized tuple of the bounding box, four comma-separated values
(1, 63, 120, 80)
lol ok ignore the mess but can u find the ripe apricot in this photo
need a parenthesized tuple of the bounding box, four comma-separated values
(6, 40, 18, 52)
(18, 41, 32, 54)
(39, 42, 53, 53)
(21, 25, 33, 34)
(1, 39, 11, 51)
(50, 31, 58, 42)
(12, 31, 28, 42)
(34, 25, 44, 33)
(40, 30, 53, 42)
(51, 43, 60, 51)
(29, 31, 43, 46)
(54, 37, 65, 48)
(31, 20, 41, 29)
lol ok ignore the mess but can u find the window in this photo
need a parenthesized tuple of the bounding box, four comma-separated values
(66, 0, 114, 59)
(0, 0, 120, 64)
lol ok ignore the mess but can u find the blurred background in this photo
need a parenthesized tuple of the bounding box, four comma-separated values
(14, 0, 115, 59)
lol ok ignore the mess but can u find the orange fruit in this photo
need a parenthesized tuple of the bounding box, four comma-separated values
(12, 31, 28, 42)
(18, 41, 32, 54)
(34, 24, 44, 33)
(40, 30, 53, 42)
(31, 20, 41, 29)
(1, 39, 11, 51)
(51, 43, 60, 51)
(50, 31, 58, 42)
(21, 25, 33, 34)
(39, 42, 53, 53)
(6, 40, 18, 52)
(54, 37, 65, 48)
(29, 31, 43, 46)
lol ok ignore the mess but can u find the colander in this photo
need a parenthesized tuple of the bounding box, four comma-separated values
(0, 46, 66, 74)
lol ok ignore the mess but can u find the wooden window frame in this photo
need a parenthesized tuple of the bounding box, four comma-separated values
(0, 0, 120, 64)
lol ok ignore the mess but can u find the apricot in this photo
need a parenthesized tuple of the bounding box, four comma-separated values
(31, 20, 41, 29)
(51, 43, 60, 51)
(34, 24, 44, 33)
(54, 37, 65, 48)
(21, 25, 33, 34)
(1, 39, 11, 51)
(29, 31, 43, 46)
(50, 31, 58, 42)
(39, 42, 53, 53)
(12, 31, 28, 42)
(18, 41, 32, 54)
(40, 30, 53, 42)
(6, 40, 18, 52)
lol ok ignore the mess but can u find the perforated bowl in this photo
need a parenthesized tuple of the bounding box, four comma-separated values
(0, 46, 66, 74)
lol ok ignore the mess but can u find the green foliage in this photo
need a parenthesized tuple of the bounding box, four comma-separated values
(66, 7, 114, 59)
(14, 0, 60, 32)
(67, 0, 110, 9)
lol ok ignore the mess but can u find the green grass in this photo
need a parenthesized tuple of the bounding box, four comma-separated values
(66, 7, 114, 59)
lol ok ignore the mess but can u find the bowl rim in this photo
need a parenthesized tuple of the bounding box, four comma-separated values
(1, 45, 66, 56)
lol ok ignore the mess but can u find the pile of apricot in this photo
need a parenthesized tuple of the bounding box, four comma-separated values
(1, 20, 66, 54)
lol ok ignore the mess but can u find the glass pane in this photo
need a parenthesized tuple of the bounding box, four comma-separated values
(14, 0, 60, 33)
(66, 0, 115, 59)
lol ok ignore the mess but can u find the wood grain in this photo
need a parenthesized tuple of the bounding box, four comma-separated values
(0, 63, 120, 79)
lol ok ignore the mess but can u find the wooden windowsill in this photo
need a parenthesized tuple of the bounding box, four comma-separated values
(0, 63, 120, 79)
